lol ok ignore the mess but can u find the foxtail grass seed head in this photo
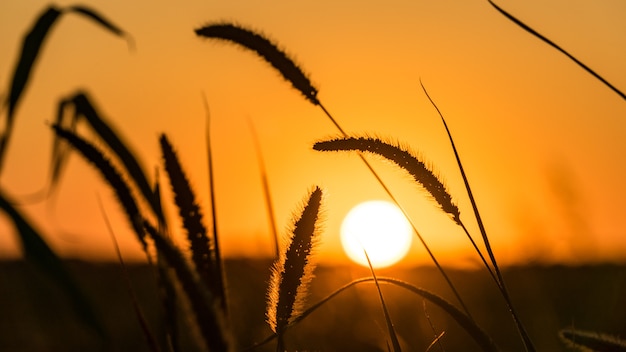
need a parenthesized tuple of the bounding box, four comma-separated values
(160, 134, 218, 295)
(51, 125, 145, 246)
(1, 5, 131, 173)
(267, 187, 323, 334)
(195, 23, 319, 104)
(314, 136, 460, 224)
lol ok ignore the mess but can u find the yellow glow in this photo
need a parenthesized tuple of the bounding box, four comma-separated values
(340, 200, 412, 268)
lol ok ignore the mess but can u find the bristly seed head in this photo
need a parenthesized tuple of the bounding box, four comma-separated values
(267, 187, 323, 334)
(195, 22, 319, 105)
(314, 136, 461, 224)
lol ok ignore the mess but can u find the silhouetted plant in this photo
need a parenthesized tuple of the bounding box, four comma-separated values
(559, 328, 626, 352)
(196, 19, 473, 320)
(3, 3, 624, 352)
(0, 4, 132, 173)
(267, 187, 323, 351)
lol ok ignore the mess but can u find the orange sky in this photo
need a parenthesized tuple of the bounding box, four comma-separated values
(1, 0, 626, 267)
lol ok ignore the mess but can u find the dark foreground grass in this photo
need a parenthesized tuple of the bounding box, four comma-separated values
(1, 259, 624, 352)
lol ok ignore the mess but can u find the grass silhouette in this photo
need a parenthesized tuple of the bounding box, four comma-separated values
(1, 3, 624, 351)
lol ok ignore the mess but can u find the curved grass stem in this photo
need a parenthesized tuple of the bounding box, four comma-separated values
(316, 101, 473, 321)
(487, 0, 625, 102)
(420, 79, 535, 352)
(245, 277, 499, 352)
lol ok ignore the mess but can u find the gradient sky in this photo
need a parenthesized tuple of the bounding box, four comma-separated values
(1, 0, 625, 267)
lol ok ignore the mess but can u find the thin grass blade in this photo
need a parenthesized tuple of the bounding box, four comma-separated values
(0, 189, 107, 344)
(363, 249, 401, 352)
(249, 276, 499, 352)
(294, 277, 498, 352)
(247, 118, 279, 258)
(0, 6, 62, 173)
(3, 5, 61, 118)
(151, 167, 166, 230)
(149, 168, 179, 351)
(50, 92, 161, 221)
(423, 300, 445, 352)
(66, 5, 135, 51)
(1, 5, 131, 172)
(419, 80, 534, 352)
(487, 0, 625, 101)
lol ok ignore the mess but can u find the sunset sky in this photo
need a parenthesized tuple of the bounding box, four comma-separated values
(1, 0, 625, 267)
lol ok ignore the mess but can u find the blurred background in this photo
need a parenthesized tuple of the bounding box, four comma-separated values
(1, 1, 626, 350)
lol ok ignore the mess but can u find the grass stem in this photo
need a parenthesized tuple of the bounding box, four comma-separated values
(316, 101, 473, 320)
(420, 79, 535, 352)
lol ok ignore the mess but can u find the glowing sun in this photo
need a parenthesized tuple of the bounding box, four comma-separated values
(340, 200, 413, 268)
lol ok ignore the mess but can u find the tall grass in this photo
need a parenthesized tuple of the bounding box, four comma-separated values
(1, 3, 622, 351)
(196, 19, 475, 322)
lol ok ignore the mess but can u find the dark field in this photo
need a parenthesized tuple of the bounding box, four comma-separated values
(1, 259, 625, 351)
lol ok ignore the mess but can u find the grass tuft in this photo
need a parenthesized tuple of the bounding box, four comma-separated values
(487, 0, 625, 101)
(50, 92, 161, 222)
(0, 5, 131, 173)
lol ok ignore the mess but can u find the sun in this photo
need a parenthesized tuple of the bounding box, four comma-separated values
(340, 200, 413, 268)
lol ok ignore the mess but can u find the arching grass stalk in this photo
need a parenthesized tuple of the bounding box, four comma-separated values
(419, 80, 534, 352)
(315, 136, 479, 317)
(0, 4, 132, 173)
(320, 132, 476, 320)
(247, 277, 500, 352)
(423, 301, 445, 352)
(364, 249, 402, 352)
(195, 22, 472, 319)
(487, 0, 625, 101)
